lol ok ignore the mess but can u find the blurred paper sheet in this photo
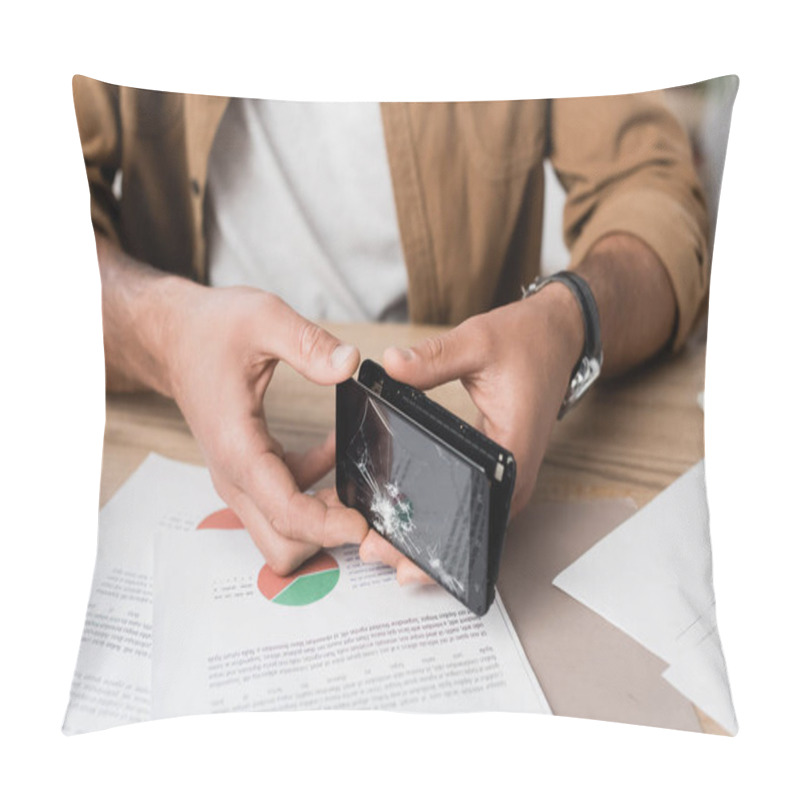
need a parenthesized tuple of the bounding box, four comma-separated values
(553, 460, 737, 734)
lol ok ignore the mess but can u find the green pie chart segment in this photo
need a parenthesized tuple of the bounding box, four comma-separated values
(257, 550, 340, 606)
(272, 569, 340, 606)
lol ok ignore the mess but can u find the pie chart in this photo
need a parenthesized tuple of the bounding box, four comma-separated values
(257, 551, 340, 606)
(197, 508, 340, 605)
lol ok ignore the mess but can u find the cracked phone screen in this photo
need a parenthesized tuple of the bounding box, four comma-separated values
(337, 380, 491, 610)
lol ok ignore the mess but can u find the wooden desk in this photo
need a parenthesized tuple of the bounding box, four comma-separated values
(100, 321, 718, 733)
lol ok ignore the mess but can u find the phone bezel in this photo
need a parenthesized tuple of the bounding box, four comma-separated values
(336, 362, 515, 616)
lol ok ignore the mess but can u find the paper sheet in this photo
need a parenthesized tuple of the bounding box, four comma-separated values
(499, 500, 703, 732)
(62, 455, 225, 734)
(553, 460, 737, 734)
(64, 454, 549, 734)
(153, 526, 549, 717)
(61, 455, 158, 734)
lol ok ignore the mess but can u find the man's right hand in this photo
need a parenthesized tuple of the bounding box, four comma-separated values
(97, 235, 370, 574)
(161, 282, 372, 574)
(97, 235, 432, 582)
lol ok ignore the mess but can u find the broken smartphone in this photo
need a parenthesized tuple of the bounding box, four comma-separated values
(335, 359, 515, 616)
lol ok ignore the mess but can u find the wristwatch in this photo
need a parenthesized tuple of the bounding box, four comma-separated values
(522, 271, 603, 419)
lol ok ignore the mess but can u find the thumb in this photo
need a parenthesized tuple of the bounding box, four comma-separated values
(383, 320, 488, 390)
(264, 296, 360, 384)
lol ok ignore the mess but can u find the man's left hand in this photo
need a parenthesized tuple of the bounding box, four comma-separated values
(383, 284, 584, 517)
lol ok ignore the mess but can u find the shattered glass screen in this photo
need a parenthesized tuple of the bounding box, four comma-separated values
(337, 380, 491, 609)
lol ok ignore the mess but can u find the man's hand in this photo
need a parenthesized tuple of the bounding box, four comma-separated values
(161, 282, 376, 574)
(163, 284, 433, 580)
(382, 234, 679, 516)
(96, 236, 432, 579)
(383, 284, 584, 516)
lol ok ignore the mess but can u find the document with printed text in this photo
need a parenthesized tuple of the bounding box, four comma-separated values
(64, 454, 550, 734)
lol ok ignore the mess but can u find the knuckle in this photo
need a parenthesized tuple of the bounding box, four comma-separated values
(319, 510, 332, 549)
(271, 490, 304, 539)
(284, 491, 302, 531)
(247, 291, 285, 334)
(297, 320, 326, 362)
(237, 291, 279, 337)
(259, 290, 282, 315)
(267, 505, 290, 538)
(423, 335, 446, 364)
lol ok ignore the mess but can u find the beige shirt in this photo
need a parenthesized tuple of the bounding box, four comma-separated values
(73, 77, 709, 348)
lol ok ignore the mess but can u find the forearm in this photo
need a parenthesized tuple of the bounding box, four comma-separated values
(96, 233, 196, 395)
(573, 233, 677, 377)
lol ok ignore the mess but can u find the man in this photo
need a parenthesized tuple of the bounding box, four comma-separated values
(73, 78, 709, 582)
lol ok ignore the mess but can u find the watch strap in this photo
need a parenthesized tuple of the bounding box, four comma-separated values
(523, 271, 604, 418)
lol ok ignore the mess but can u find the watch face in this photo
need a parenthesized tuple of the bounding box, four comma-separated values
(523, 277, 551, 297)
(560, 355, 603, 418)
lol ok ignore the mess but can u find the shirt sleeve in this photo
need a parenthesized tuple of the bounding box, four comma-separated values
(549, 91, 710, 350)
(72, 75, 123, 248)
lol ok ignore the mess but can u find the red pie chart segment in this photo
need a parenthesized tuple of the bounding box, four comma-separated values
(197, 508, 244, 530)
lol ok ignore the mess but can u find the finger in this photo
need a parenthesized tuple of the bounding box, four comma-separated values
(360, 531, 434, 585)
(359, 529, 404, 565)
(318, 490, 431, 585)
(261, 295, 360, 384)
(315, 486, 345, 508)
(240, 449, 369, 548)
(382, 318, 491, 390)
(396, 559, 435, 586)
(321, 490, 417, 573)
(284, 430, 336, 491)
(230, 489, 320, 576)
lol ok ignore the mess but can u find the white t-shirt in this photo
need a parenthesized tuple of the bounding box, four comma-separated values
(206, 99, 408, 322)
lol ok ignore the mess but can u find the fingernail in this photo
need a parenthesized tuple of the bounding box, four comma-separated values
(330, 344, 357, 370)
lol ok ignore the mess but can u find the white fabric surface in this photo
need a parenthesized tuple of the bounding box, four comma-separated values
(207, 99, 408, 322)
